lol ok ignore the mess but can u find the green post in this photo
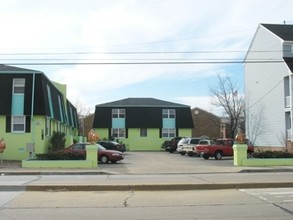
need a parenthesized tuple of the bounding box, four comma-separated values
(86, 144, 98, 168)
(232, 144, 248, 166)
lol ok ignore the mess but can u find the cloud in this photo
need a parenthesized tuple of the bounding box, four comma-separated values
(1, 0, 293, 114)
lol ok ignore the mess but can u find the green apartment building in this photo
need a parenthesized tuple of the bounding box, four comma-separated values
(0, 65, 78, 160)
(93, 98, 194, 151)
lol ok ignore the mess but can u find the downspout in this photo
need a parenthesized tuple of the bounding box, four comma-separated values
(30, 72, 36, 157)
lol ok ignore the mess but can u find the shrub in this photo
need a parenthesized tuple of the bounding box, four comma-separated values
(49, 132, 66, 152)
(36, 152, 85, 160)
(253, 150, 293, 158)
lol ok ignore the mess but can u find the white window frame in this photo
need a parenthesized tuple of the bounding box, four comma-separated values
(162, 128, 176, 138)
(111, 128, 125, 138)
(13, 78, 25, 94)
(12, 116, 25, 133)
(162, 109, 176, 119)
(112, 109, 125, 118)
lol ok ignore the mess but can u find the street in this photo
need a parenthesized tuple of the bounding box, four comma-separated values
(0, 188, 293, 219)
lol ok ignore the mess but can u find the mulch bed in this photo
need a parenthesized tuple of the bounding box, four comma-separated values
(0, 160, 22, 168)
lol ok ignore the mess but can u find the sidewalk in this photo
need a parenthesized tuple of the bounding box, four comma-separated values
(1, 170, 293, 191)
(1, 152, 293, 191)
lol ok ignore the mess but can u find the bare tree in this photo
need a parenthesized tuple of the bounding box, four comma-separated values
(209, 74, 245, 138)
(74, 100, 92, 136)
(246, 104, 267, 145)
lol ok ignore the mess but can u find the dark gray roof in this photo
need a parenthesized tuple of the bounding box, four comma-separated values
(0, 64, 42, 73)
(261, 23, 293, 41)
(96, 98, 190, 108)
(284, 57, 293, 72)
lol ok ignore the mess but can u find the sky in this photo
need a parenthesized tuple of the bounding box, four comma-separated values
(1, 0, 293, 115)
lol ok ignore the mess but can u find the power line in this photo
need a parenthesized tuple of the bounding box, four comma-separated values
(0, 50, 289, 56)
(0, 60, 286, 66)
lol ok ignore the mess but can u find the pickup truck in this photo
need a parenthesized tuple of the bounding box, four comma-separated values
(195, 138, 254, 160)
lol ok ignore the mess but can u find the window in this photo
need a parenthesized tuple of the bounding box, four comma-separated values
(162, 109, 175, 118)
(13, 79, 25, 94)
(72, 143, 85, 150)
(45, 117, 51, 136)
(47, 85, 54, 118)
(111, 128, 125, 138)
(112, 109, 125, 118)
(12, 116, 25, 132)
(162, 128, 175, 138)
(140, 128, 147, 137)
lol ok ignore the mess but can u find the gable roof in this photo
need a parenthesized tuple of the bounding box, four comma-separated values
(0, 64, 42, 73)
(96, 98, 190, 108)
(261, 23, 293, 41)
(192, 107, 220, 119)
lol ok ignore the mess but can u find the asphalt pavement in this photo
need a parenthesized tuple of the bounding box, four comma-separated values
(1, 151, 293, 191)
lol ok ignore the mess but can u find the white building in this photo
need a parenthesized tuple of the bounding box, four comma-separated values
(244, 23, 293, 147)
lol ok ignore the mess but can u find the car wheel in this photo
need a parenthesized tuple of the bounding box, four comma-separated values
(180, 152, 186, 155)
(100, 155, 109, 164)
(214, 151, 222, 160)
(203, 154, 210, 160)
(187, 152, 194, 157)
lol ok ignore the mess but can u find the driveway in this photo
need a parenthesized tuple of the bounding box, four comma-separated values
(99, 151, 244, 174)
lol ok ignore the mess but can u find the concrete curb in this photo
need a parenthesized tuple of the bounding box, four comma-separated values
(1, 182, 293, 191)
(1, 167, 293, 176)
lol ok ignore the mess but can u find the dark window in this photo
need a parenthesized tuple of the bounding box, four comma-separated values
(140, 128, 147, 137)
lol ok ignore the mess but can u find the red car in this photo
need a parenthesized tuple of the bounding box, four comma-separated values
(62, 142, 124, 164)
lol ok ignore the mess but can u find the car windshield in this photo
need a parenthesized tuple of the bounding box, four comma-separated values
(111, 141, 120, 145)
(97, 144, 106, 150)
(179, 138, 190, 144)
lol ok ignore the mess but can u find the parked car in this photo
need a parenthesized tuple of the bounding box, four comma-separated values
(97, 140, 126, 152)
(62, 142, 124, 164)
(181, 137, 202, 156)
(176, 137, 190, 155)
(163, 137, 182, 153)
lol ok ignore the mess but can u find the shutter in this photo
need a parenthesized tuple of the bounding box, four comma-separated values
(125, 128, 128, 138)
(26, 116, 31, 133)
(108, 128, 112, 139)
(6, 116, 11, 133)
(159, 128, 162, 138)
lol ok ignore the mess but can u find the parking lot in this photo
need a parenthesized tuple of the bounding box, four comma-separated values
(99, 151, 242, 174)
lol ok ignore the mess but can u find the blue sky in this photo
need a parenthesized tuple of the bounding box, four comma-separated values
(1, 0, 293, 115)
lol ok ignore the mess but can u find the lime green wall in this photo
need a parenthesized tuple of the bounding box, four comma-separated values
(94, 128, 192, 151)
(178, 128, 192, 137)
(124, 128, 161, 151)
(0, 116, 76, 160)
(95, 128, 109, 141)
(0, 116, 47, 160)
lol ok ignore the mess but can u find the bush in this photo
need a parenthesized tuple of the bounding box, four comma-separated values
(253, 150, 293, 158)
(36, 152, 85, 160)
(49, 132, 66, 152)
